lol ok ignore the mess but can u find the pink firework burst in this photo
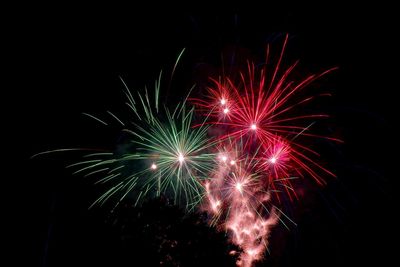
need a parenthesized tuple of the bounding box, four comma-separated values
(203, 139, 279, 266)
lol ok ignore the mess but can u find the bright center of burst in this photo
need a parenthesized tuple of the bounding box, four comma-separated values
(235, 182, 243, 192)
(178, 154, 185, 163)
(221, 155, 227, 162)
(269, 157, 277, 164)
(220, 98, 226, 105)
(223, 108, 229, 114)
(151, 163, 157, 170)
(230, 160, 235, 165)
(247, 249, 256, 256)
(250, 124, 257, 130)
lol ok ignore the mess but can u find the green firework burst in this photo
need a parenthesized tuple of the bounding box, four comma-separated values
(70, 71, 217, 210)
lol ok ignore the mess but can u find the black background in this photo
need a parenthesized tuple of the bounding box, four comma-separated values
(7, 4, 395, 267)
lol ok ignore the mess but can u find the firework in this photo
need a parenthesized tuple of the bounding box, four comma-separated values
(68, 71, 217, 210)
(192, 35, 340, 198)
(193, 35, 340, 266)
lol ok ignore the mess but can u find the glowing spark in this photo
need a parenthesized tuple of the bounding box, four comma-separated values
(250, 124, 257, 130)
(212, 200, 221, 212)
(235, 182, 243, 193)
(247, 249, 256, 256)
(221, 155, 228, 162)
(150, 163, 157, 170)
(230, 160, 236, 165)
(223, 108, 229, 114)
(178, 153, 185, 163)
(220, 98, 226, 105)
(269, 157, 277, 164)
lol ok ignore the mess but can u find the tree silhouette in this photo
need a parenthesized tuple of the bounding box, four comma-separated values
(107, 197, 239, 267)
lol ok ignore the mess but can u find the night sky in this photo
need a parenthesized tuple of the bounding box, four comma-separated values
(8, 5, 394, 267)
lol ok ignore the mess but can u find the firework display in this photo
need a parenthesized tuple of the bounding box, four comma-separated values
(41, 35, 339, 267)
